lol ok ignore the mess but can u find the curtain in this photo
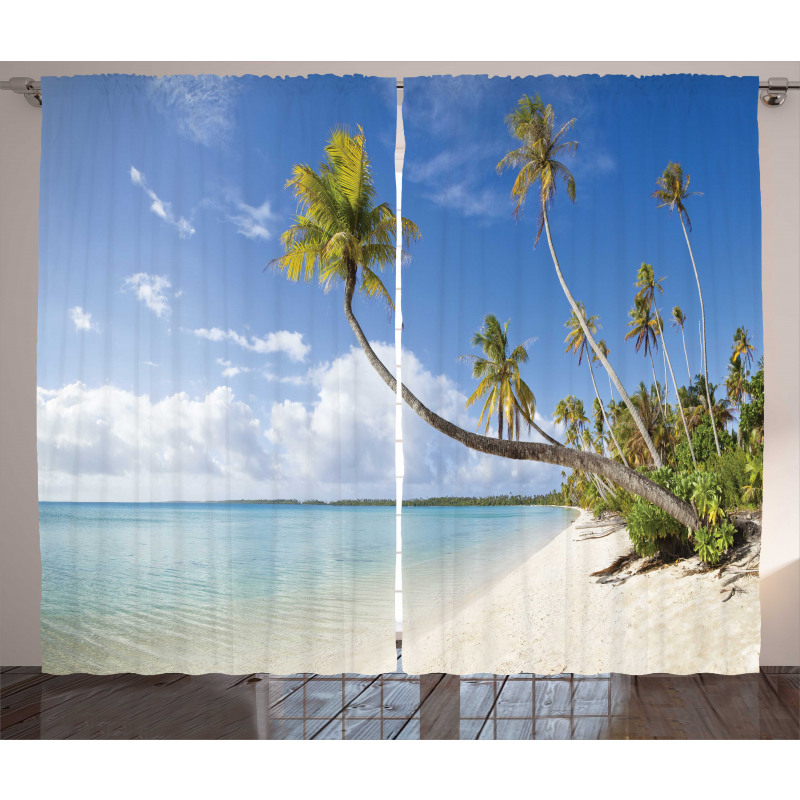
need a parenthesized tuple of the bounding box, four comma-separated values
(37, 74, 399, 675)
(38, 73, 763, 679)
(399, 75, 762, 676)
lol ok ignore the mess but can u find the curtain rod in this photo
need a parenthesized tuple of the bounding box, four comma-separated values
(3, 77, 799, 108)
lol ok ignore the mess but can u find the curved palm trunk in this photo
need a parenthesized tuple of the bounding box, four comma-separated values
(679, 216, 721, 456)
(680, 325, 691, 383)
(542, 207, 663, 467)
(655, 314, 697, 466)
(342, 269, 700, 529)
(587, 356, 629, 467)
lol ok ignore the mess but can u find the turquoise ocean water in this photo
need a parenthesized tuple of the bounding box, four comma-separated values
(39, 503, 578, 673)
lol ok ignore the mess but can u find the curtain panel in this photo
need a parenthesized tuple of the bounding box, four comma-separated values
(37, 74, 399, 675)
(399, 75, 762, 675)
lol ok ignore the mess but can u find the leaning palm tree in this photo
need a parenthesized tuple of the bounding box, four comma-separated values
(461, 314, 539, 441)
(497, 94, 663, 467)
(635, 263, 696, 465)
(671, 305, 692, 383)
(652, 162, 721, 456)
(564, 305, 629, 466)
(272, 127, 700, 528)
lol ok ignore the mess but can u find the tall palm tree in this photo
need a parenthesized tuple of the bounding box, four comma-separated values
(671, 305, 692, 383)
(564, 305, 629, 466)
(497, 94, 663, 467)
(461, 314, 538, 441)
(634, 263, 696, 465)
(273, 127, 700, 528)
(652, 162, 721, 456)
(732, 326, 755, 373)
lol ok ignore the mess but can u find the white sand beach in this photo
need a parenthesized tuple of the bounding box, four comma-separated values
(402, 509, 761, 676)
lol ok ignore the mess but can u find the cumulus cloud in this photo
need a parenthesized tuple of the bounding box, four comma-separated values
(122, 273, 173, 318)
(130, 166, 195, 238)
(262, 343, 563, 500)
(69, 306, 98, 332)
(37, 382, 271, 500)
(37, 346, 563, 501)
(192, 327, 310, 362)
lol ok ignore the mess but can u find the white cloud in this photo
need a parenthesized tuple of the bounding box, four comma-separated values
(122, 273, 173, 318)
(262, 371, 309, 386)
(149, 75, 239, 147)
(129, 165, 195, 238)
(69, 306, 98, 333)
(263, 343, 563, 500)
(227, 199, 274, 240)
(192, 327, 310, 362)
(36, 346, 563, 502)
(37, 382, 271, 500)
(216, 358, 253, 378)
(426, 182, 508, 219)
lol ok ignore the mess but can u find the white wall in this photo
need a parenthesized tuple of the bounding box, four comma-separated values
(1, 61, 798, 666)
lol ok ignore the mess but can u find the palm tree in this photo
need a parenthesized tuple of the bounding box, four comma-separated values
(732, 326, 755, 374)
(625, 296, 666, 412)
(617, 383, 670, 468)
(497, 94, 663, 467)
(671, 305, 692, 383)
(554, 395, 588, 447)
(462, 314, 539, 441)
(635, 263, 696, 465)
(564, 305, 629, 466)
(725, 356, 747, 446)
(272, 127, 700, 529)
(684, 375, 734, 434)
(554, 395, 612, 499)
(652, 162, 721, 456)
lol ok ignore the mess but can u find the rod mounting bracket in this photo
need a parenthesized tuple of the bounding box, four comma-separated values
(761, 77, 789, 107)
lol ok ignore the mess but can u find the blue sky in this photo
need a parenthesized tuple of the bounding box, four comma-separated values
(400, 75, 762, 492)
(36, 74, 762, 501)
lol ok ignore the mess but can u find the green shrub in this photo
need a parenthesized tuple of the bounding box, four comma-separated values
(593, 484, 636, 518)
(627, 498, 689, 558)
(675, 419, 736, 471)
(703, 449, 748, 509)
(692, 522, 736, 565)
(742, 455, 763, 506)
(621, 465, 735, 564)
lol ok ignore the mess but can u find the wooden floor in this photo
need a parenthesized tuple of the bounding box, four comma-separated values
(2, 653, 797, 739)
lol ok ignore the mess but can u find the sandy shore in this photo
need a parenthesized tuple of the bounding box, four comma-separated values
(402, 508, 760, 675)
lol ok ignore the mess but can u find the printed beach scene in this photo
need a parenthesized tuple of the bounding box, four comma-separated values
(38, 74, 762, 676)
